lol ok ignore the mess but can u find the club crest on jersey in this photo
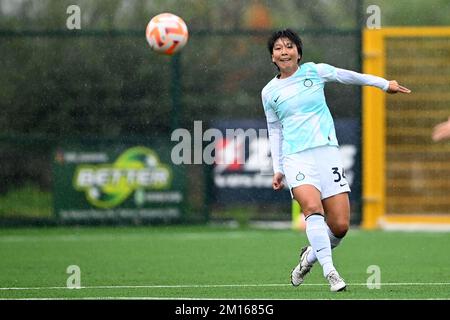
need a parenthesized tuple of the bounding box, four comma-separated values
(303, 79, 313, 87)
(296, 172, 305, 181)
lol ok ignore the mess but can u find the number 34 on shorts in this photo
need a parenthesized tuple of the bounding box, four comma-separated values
(332, 167, 347, 186)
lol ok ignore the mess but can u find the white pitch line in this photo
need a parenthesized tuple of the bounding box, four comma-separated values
(1, 282, 450, 291)
(2, 297, 450, 301)
(1, 296, 210, 300)
(0, 232, 263, 243)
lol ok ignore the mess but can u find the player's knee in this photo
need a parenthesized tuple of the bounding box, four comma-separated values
(302, 204, 324, 216)
(331, 221, 349, 238)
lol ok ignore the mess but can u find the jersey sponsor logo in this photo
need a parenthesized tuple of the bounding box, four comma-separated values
(274, 95, 280, 103)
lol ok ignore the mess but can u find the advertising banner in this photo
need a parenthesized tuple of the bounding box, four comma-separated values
(211, 119, 291, 205)
(53, 143, 185, 222)
(334, 118, 362, 223)
(211, 119, 361, 220)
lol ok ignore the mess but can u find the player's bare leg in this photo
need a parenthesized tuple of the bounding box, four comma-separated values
(322, 192, 350, 238)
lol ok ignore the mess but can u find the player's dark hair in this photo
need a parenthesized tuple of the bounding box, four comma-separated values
(267, 28, 303, 70)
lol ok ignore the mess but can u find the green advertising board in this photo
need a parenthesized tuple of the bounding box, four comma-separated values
(53, 143, 185, 222)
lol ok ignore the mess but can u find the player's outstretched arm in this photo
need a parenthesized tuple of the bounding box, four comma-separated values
(432, 117, 450, 142)
(386, 80, 411, 94)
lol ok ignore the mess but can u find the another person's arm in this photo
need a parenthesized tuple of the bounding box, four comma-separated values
(432, 117, 450, 141)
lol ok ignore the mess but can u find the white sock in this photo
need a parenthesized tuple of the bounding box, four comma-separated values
(327, 226, 343, 249)
(306, 224, 343, 265)
(305, 214, 335, 277)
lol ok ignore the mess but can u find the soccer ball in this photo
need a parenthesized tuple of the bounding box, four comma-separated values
(145, 13, 189, 55)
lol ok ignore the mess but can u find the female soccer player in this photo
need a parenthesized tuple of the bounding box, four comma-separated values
(261, 29, 411, 292)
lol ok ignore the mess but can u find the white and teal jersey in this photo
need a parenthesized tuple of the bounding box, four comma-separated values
(262, 62, 389, 156)
(262, 62, 339, 155)
(262, 62, 389, 172)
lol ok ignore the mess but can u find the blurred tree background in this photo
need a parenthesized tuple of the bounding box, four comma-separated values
(0, 0, 449, 221)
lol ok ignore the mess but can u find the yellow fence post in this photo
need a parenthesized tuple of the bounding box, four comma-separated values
(362, 29, 386, 229)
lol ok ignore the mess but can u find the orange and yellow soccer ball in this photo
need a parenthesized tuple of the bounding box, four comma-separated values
(145, 13, 189, 55)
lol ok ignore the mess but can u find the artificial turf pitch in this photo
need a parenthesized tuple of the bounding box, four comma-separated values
(0, 225, 449, 300)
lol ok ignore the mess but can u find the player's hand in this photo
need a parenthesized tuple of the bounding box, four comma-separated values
(272, 172, 285, 191)
(387, 80, 411, 94)
(432, 117, 450, 142)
